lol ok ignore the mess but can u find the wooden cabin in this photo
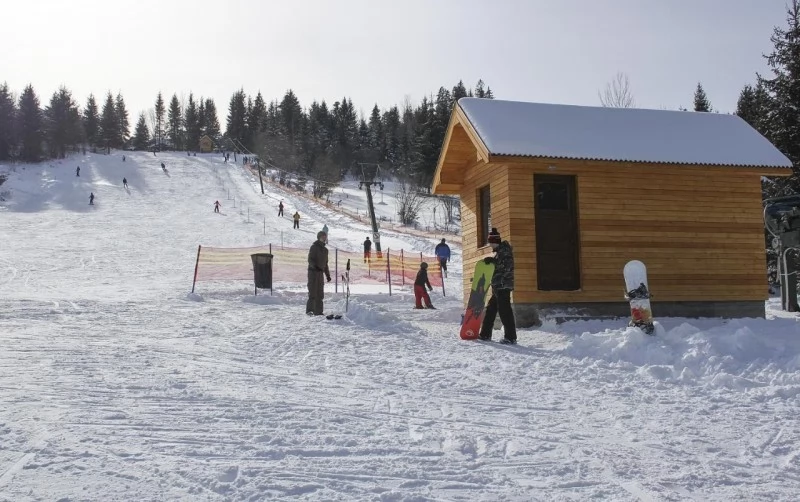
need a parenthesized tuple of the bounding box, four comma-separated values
(199, 135, 214, 153)
(432, 98, 792, 326)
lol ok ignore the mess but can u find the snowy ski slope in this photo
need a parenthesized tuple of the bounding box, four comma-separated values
(1, 152, 799, 501)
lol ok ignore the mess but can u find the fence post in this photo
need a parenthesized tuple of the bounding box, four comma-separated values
(441, 263, 446, 297)
(269, 243, 273, 295)
(387, 249, 392, 296)
(401, 249, 405, 286)
(264, 217, 266, 235)
(335, 248, 338, 294)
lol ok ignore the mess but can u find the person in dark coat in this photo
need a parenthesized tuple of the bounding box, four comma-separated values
(478, 228, 517, 344)
(122, 177, 128, 188)
(76, 166, 80, 177)
(434, 238, 451, 278)
(414, 262, 435, 309)
(214, 200, 221, 213)
(306, 231, 332, 315)
(89, 192, 95, 205)
(293, 211, 300, 229)
(278, 201, 284, 217)
(363, 237, 372, 263)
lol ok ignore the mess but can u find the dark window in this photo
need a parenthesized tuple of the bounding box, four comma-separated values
(537, 182, 569, 211)
(478, 185, 491, 247)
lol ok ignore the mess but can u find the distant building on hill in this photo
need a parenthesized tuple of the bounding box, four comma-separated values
(199, 135, 214, 153)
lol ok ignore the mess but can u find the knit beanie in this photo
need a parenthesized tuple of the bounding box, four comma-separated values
(488, 227, 501, 244)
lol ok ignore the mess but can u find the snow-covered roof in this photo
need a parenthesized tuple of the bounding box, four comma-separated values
(457, 97, 792, 168)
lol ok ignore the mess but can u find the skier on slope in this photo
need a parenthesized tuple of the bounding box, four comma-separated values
(293, 211, 300, 229)
(414, 262, 435, 309)
(89, 192, 95, 205)
(435, 238, 451, 278)
(278, 201, 284, 217)
(122, 177, 128, 189)
(161, 162, 166, 172)
(76, 166, 80, 177)
(214, 200, 221, 213)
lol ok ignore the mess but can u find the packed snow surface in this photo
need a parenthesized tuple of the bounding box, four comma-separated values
(1, 152, 799, 501)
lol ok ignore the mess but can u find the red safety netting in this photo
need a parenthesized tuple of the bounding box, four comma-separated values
(192, 244, 444, 291)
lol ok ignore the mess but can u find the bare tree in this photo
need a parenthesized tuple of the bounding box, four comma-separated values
(147, 108, 157, 148)
(599, 72, 636, 108)
(395, 179, 427, 225)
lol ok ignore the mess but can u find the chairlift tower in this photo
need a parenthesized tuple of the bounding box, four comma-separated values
(764, 194, 800, 311)
(359, 163, 384, 258)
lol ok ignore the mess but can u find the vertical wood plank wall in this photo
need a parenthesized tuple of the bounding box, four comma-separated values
(460, 159, 770, 305)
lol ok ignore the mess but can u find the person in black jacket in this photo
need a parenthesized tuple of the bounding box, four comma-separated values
(479, 227, 516, 344)
(414, 262, 435, 309)
(363, 237, 372, 263)
(306, 231, 332, 315)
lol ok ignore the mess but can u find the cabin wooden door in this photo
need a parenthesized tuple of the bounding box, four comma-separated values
(534, 174, 581, 290)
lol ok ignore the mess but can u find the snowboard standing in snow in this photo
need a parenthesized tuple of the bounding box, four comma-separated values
(460, 261, 495, 340)
(624, 260, 655, 335)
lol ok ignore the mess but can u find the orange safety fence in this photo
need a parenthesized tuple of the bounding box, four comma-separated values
(191, 244, 445, 294)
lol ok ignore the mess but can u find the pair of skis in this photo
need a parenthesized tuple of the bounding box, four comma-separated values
(323, 259, 351, 320)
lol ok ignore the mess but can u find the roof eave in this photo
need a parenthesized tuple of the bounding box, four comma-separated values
(430, 104, 490, 194)
(486, 153, 793, 174)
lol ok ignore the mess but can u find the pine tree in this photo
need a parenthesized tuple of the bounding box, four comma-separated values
(17, 84, 44, 162)
(693, 82, 712, 112)
(383, 105, 400, 167)
(99, 92, 118, 153)
(184, 93, 200, 152)
(368, 104, 384, 158)
(154, 92, 165, 149)
(474, 79, 486, 98)
(452, 80, 468, 104)
(115, 93, 129, 147)
(485, 87, 494, 99)
(132, 113, 150, 150)
(197, 98, 206, 136)
(279, 89, 303, 151)
(204, 98, 221, 140)
(0, 82, 16, 161)
(45, 86, 81, 158)
(83, 94, 100, 149)
(167, 93, 183, 150)
(225, 89, 248, 149)
(250, 91, 267, 134)
(736, 82, 772, 137)
(762, 0, 800, 174)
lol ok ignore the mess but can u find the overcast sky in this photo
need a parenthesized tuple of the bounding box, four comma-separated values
(0, 0, 790, 120)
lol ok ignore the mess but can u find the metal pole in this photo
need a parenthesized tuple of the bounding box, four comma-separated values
(335, 248, 338, 294)
(191, 245, 201, 293)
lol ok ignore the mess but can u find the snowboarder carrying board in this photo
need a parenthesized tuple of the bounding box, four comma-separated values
(478, 228, 517, 344)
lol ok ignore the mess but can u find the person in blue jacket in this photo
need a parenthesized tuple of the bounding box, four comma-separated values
(434, 238, 451, 278)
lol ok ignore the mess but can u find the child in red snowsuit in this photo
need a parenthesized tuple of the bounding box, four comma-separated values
(414, 262, 435, 309)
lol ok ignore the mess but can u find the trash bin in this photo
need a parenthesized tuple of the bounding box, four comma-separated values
(250, 253, 273, 290)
